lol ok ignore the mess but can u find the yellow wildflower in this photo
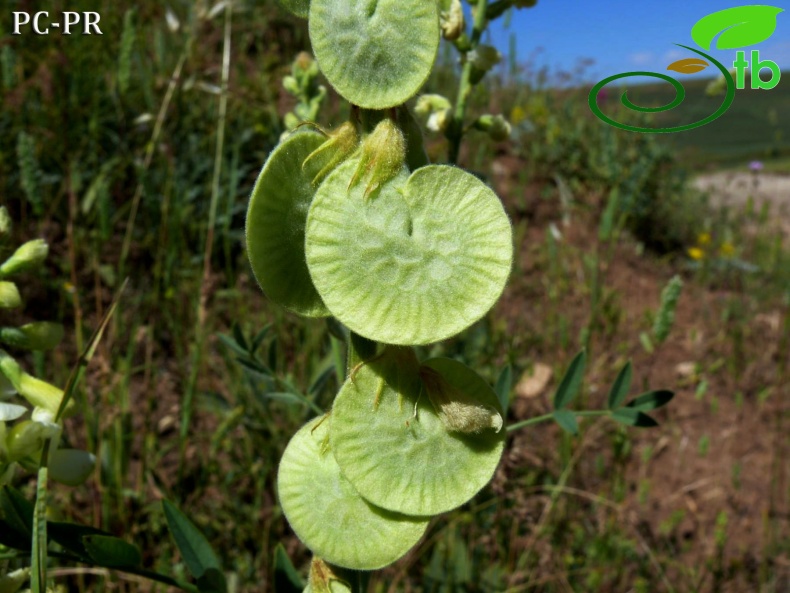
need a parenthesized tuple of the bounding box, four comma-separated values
(510, 105, 526, 126)
(719, 242, 735, 257)
(688, 247, 705, 261)
(697, 232, 711, 246)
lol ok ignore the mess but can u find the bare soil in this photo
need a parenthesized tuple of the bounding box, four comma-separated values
(487, 155, 790, 591)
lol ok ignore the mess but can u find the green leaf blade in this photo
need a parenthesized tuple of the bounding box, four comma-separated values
(611, 408, 659, 428)
(163, 500, 226, 593)
(495, 364, 513, 413)
(691, 6, 784, 50)
(83, 534, 142, 568)
(625, 390, 675, 412)
(273, 543, 304, 593)
(553, 350, 586, 410)
(606, 361, 632, 410)
(0, 485, 34, 540)
(553, 409, 579, 435)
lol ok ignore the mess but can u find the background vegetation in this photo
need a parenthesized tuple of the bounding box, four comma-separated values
(1, 1, 788, 591)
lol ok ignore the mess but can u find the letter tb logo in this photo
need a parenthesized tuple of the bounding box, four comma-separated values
(12, 12, 103, 35)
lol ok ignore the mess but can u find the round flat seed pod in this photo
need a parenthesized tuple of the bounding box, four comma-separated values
(277, 415, 429, 570)
(305, 161, 512, 345)
(246, 131, 330, 317)
(308, 0, 440, 109)
(331, 350, 506, 516)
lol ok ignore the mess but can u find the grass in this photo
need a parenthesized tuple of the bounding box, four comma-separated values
(1, 2, 790, 592)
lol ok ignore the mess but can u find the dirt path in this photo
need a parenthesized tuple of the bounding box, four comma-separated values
(693, 172, 790, 235)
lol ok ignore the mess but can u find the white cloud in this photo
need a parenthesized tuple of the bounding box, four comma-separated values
(629, 52, 654, 66)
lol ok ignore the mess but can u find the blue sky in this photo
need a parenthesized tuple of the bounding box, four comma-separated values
(483, 1, 789, 85)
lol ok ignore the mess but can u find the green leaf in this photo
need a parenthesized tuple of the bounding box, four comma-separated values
(611, 408, 659, 428)
(231, 323, 249, 352)
(273, 543, 304, 593)
(0, 485, 33, 540)
(48, 522, 108, 560)
(309, 364, 336, 396)
(197, 568, 227, 593)
(625, 390, 675, 412)
(163, 500, 227, 593)
(606, 362, 632, 410)
(553, 409, 578, 435)
(251, 325, 272, 354)
(494, 365, 513, 412)
(83, 534, 142, 568)
(217, 333, 249, 358)
(691, 5, 784, 50)
(552, 350, 586, 410)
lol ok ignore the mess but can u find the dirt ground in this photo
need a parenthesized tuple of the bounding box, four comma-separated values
(694, 172, 790, 236)
(487, 157, 790, 591)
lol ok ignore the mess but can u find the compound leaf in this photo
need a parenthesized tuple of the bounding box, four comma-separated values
(553, 350, 586, 410)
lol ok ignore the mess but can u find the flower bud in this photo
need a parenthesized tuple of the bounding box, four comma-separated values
(415, 94, 453, 134)
(468, 45, 502, 72)
(0, 239, 48, 277)
(474, 114, 512, 141)
(5, 419, 57, 462)
(349, 119, 406, 199)
(0, 402, 27, 421)
(282, 75, 300, 96)
(0, 322, 64, 351)
(440, 0, 465, 41)
(0, 351, 68, 415)
(302, 121, 360, 185)
(0, 206, 11, 236)
(283, 112, 300, 132)
(0, 282, 22, 309)
(49, 448, 96, 486)
(0, 568, 30, 593)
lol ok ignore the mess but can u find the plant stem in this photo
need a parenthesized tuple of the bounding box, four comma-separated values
(507, 409, 609, 432)
(181, 3, 233, 472)
(120, 39, 192, 273)
(447, 0, 489, 164)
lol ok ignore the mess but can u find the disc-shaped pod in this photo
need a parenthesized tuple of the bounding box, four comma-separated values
(309, 0, 440, 109)
(305, 161, 513, 345)
(330, 349, 506, 516)
(246, 131, 330, 317)
(277, 415, 429, 569)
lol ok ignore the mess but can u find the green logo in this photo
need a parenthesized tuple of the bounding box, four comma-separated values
(590, 5, 784, 133)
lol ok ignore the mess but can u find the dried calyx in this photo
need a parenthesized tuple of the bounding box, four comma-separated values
(348, 118, 406, 199)
(420, 366, 504, 434)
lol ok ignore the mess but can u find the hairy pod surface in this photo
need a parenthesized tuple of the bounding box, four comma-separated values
(305, 160, 513, 345)
(246, 131, 330, 317)
(330, 349, 506, 516)
(308, 0, 440, 109)
(277, 415, 429, 570)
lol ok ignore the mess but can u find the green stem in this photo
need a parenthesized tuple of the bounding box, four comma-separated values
(506, 409, 609, 432)
(446, 0, 489, 164)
